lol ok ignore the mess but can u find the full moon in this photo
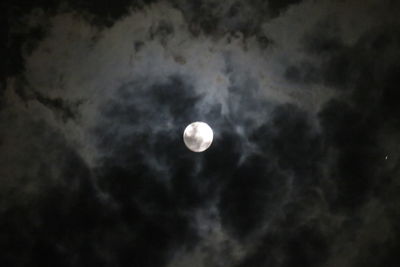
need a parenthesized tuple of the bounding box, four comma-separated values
(183, 122, 214, 152)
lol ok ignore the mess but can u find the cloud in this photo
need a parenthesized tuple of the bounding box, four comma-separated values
(2, 0, 400, 266)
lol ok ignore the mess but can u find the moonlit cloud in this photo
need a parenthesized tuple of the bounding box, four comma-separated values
(3, 0, 400, 266)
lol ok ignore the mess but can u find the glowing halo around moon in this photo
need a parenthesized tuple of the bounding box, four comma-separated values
(183, 122, 213, 152)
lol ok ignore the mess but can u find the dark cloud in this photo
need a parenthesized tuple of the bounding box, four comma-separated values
(33, 91, 82, 122)
(310, 31, 400, 255)
(0, 118, 102, 266)
(236, 224, 329, 267)
(172, 0, 297, 45)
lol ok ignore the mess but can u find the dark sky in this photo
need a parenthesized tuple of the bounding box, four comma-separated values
(3, 0, 400, 266)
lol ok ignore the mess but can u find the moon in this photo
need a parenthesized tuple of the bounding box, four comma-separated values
(183, 122, 213, 152)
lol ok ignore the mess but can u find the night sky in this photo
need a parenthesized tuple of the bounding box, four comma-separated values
(3, 0, 400, 266)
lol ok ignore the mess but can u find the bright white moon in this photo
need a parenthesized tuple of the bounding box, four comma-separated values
(183, 122, 213, 152)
